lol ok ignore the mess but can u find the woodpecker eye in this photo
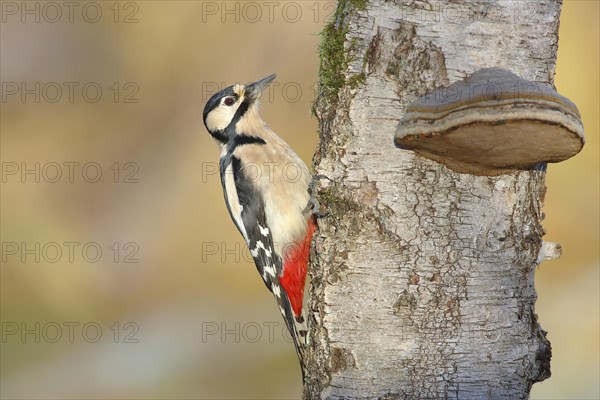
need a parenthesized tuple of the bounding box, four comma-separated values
(224, 97, 235, 106)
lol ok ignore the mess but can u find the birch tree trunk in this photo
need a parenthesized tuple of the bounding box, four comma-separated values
(305, 0, 561, 398)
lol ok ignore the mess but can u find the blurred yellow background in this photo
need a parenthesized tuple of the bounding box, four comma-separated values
(0, 1, 597, 399)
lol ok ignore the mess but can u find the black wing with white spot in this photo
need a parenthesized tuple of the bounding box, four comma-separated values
(227, 156, 304, 360)
(230, 156, 281, 288)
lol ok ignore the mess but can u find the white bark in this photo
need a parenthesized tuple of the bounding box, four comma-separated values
(305, 0, 561, 398)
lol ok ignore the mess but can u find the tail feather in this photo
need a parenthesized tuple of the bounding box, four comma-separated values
(276, 290, 307, 363)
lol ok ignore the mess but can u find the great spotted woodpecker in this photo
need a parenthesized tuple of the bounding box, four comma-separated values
(202, 74, 317, 364)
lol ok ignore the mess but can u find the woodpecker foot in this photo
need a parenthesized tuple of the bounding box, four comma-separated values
(306, 174, 332, 219)
(308, 174, 332, 196)
(306, 195, 328, 219)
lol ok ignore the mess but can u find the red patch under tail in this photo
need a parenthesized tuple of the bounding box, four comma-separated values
(280, 215, 317, 317)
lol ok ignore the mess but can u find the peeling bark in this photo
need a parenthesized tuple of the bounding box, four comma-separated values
(305, 0, 561, 398)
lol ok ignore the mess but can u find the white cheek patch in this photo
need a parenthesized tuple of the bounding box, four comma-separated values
(205, 105, 237, 132)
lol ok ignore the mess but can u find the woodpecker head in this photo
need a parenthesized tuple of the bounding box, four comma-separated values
(203, 74, 276, 140)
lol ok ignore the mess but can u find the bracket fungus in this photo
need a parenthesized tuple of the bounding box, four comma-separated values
(394, 67, 584, 175)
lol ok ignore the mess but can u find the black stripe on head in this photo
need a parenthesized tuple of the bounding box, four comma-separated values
(230, 97, 250, 125)
(211, 130, 228, 144)
(204, 82, 264, 149)
(223, 96, 265, 149)
(233, 135, 266, 147)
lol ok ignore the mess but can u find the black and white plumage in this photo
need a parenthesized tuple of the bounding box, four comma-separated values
(202, 74, 316, 367)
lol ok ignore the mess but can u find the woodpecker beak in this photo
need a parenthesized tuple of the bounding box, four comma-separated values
(245, 74, 276, 102)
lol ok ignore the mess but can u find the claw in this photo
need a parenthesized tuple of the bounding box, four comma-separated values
(307, 196, 329, 219)
(305, 174, 332, 218)
(308, 174, 332, 197)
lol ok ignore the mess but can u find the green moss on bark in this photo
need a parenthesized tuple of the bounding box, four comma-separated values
(317, 0, 368, 112)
